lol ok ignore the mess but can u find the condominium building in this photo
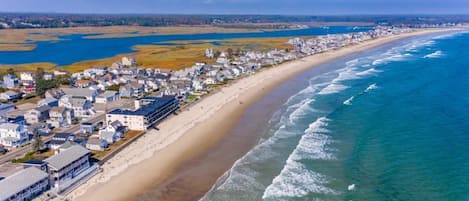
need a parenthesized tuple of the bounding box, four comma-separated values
(44, 145, 90, 189)
(106, 96, 179, 131)
(0, 167, 49, 201)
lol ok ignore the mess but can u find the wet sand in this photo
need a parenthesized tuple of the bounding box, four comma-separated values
(68, 28, 455, 201)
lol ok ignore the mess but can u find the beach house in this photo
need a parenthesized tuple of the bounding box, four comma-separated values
(48, 133, 74, 151)
(45, 89, 65, 100)
(3, 74, 19, 89)
(19, 72, 35, 81)
(0, 123, 29, 147)
(47, 107, 75, 128)
(79, 122, 95, 135)
(95, 91, 120, 104)
(61, 88, 98, 102)
(121, 57, 137, 67)
(85, 137, 108, 151)
(0, 167, 49, 201)
(44, 145, 91, 189)
(24, 105, 51, 124)
(99, 120, 127, 144)
(37, 98, 59, 107)
(0, 103, 15, 121)
(119, 84, 135, 98)
(58, 96, 94, 118)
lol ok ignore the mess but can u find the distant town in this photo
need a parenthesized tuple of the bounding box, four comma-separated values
(1, 14, 468, 29)
(0, 23, 463, 201)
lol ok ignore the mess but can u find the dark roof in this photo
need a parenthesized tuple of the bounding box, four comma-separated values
(49, 139, 67, 145)
(110, 120, 122, 128)
(108, 96, 176, 116)
(22, 160, 47, 165)
(54, 133, 72, 138)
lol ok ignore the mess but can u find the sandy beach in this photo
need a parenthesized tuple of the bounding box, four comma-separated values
(67, 28, 455, 201)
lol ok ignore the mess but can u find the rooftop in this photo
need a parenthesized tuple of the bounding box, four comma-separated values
(108, 96, 176, 117)
(0, 123, 21, 130)
(44, 145, 89, 170)
(0, 103, 15, 110)
(0, 167, 48, 201)
(62, 88, 96, 98)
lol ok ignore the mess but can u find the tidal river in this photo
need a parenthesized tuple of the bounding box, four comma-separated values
(0, 26, 370, 66)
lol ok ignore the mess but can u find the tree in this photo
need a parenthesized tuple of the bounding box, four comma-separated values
(7, 68, 15, 76)
(107, 84, 121, 91)
(32, 132, 43, 153)
(235, 48, 241, 56)
(36, 78, 57, 97)
(54, 74, 72, 86)
(35, 68, 45, 80)
(227, 48, 234, 57)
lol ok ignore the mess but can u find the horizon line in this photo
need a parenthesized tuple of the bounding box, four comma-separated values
(1, 11, 469, 17)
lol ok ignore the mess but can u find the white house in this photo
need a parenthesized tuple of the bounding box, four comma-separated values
(0, 123, 29, 147)
(20, 72, 35, 81)
(59, 96, 94, 118)
(192, 80, 205, 91)
(61, 88, 98, 103)
(86, 137, 108, 151)
(122, 57, 136, 67)
(95, 91, 120, 104)
(99, 121, 127, 144)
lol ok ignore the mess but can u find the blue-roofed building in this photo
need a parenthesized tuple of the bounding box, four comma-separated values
(106, 96, 179, 130)
(80, 122, 95, 135)
(0, 103, 15, 121)
(37, 98, 59, 107)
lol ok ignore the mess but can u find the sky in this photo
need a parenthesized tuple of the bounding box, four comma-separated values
(0, 0, 468, 15)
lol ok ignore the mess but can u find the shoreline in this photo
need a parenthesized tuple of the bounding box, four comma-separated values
(67, 28, 457, 201)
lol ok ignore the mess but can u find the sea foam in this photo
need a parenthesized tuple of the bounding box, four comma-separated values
(262, 117, 337, 199)
(343, 96, 354, 105)
(356, 68, 381, 76)
(423, 50, 444, 58)
(318, 83, 349, 95)
(372, 53, 410, 66)
(365, 83, 378, 92)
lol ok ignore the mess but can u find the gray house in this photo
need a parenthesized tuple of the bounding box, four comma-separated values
(0, 167, 49, 201)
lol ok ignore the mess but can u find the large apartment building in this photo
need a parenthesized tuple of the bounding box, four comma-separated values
(106, 96, 179, 131)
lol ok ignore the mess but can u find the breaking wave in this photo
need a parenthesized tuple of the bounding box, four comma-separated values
(356, 68, 382, 76)
(423, 50, 444, 58)
(262, 117, 337, 200)
(343, 96, 354, 105)
(365, 83, 378, 92)
(318, 83, 349, 95)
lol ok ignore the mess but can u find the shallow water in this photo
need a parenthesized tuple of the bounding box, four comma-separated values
(202, 31, 469, 201)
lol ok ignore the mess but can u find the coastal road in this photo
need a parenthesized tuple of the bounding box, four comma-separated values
(0, 100, 132, 165)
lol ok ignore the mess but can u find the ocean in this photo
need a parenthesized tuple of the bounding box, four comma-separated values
(0, 26, 370, 66)
(201, 31, 469, 201)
